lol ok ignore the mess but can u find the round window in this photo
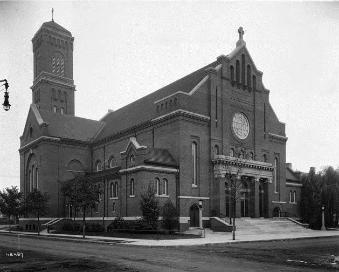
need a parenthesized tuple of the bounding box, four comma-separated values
(232, 113, 249, 140)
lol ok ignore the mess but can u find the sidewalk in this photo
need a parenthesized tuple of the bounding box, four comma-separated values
(1, 228, 339, 247)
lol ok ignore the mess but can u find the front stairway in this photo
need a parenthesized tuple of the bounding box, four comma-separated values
(234, 218, 310, 235)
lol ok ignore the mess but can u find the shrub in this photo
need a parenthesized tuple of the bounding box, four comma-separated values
(140, 185, 160, 230)
(162, 199, 178, 231)
(62, 221, 74, 231)
(86, 223, 105, 232)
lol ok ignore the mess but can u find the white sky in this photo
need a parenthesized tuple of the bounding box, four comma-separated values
(0, 1, 339, 190)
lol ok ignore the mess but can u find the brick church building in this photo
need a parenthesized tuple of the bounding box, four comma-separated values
(19, 19, 301, 230)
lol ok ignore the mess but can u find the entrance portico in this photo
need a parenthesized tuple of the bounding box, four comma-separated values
(212, 155, 273, 218)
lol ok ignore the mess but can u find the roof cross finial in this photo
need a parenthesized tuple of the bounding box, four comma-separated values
(236, 26, 246, 47)
(238, 26, 244, 41)
(52, 8, 54, 22)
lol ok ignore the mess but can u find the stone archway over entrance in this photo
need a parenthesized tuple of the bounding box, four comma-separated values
(189, 204, 199, 227)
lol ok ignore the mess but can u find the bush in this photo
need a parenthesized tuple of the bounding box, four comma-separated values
(86, 223, 105, 232)
(161, 200, 178, 231)
(140, 185, 160, 230)
(62, 221, 74, 231)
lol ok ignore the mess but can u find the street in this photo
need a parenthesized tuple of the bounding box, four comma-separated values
(0, 233, 338, 271)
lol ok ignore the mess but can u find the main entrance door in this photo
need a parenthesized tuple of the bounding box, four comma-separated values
(241, 182, 249, 217)
(189, 204, 199, 227)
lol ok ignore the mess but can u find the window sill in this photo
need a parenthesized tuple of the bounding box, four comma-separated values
(109, 197, 119, 200)
(289, 202, 297, 205)
(156, 194, 169, 198)
(129, 195, 135, 198)
(192, 184, 198, 188)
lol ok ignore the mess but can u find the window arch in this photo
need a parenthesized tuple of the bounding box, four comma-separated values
(109, 156, 116, 168)
(214, 145, 219, 156)
(130, 179, 135, 196)
(155, 178, 160, 195)
(192, 142, 198, 186)
(247, 65, 251, 88)
(236, 60, 240, 84)
(163, 178, 168, 196)
(96, 161, 102, 172)
(252, 75, 257, 91)
(241, 54, 245, 85)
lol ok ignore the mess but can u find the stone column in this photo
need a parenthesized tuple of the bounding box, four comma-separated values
(253, 177, 260, 218)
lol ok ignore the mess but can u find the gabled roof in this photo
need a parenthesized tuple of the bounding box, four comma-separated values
(38, 109, 105, 142)
(286, 167, 300, 183)
(144, 148, 178, 167)
(95, 60, 217, 141)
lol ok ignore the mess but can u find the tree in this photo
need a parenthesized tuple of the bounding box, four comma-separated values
(25, 189, 49, 235)
(161, 199, 178, 232)
(140, 185, 160, 230)
(62, 176, 101, 238)
(0, 186, 23, 230)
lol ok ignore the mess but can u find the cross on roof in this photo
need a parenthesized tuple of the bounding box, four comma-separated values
(238, 27, 244, 40)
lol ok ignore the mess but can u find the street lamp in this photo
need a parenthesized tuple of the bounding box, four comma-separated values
(0, 79, 11, 111)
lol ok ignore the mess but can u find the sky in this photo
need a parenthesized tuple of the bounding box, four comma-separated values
(0, 1, 339, 190)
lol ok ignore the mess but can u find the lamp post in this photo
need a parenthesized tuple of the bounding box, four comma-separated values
(0, 79, 11, 111)
(321, 205, 326, 231)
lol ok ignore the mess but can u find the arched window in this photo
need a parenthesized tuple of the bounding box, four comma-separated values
(241, 54, 245, 85)
(109, 156, 116, 168)
(32, 165, 35, 189)
(214, 145, 219, 156)
(60, 107, 64, 115)
(263, 154, 267, 162)
(110, 182, 114, 198)
(53, 106, 57, 113)
(230, 65, 234, 83)
(155, 178, 160, 195)
(293, 191, 296, 203)
(249, 152, 254, 160)
(113, 182, 118, 198)
(29, 127, 33, 138)
(247, 65, 251, 88)
(96, 161, 102, 172)
(230, 148, 234, 157)
(29, 170, 32, 192)
(130, 154, 135, 166)
(192, 142, 198, 186)
(130, 179, 135, 196)
(289, 190, 292, 203)
(163, 179, 168, 195)
(236, 60, 240, 84)
(274, 158, 279, 193)
(253, 75, 257, 91)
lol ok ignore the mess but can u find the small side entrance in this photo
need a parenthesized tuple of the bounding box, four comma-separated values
(189, 204, 199, 227)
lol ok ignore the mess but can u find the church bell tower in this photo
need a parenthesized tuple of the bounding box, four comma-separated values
(31, 17, 75, 115)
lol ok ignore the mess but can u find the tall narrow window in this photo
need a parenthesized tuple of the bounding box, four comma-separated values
(289, 191, 292, 203)
(130, 179, 135, 196)
(29, 170, 32, 192)
(192, 142, 198, 186)
(215, 87, 218, 125)
(60, 107, 64, 115)
(113, 182, 118, 198)
(110, 182, 114, 198)
(241, 54, 245, 85)
(293, 191, 296, 203)
(236, 60, 240, 84)
(96, 161, 102, 172)
(253, 75, 257, 91)
(274, 158, 279, 193)
(161, 179, 168, 195)
(53, 106, 57, 113)
(35, 168, 38, 189)
(247, 65, 251, 88)
(155, 178, 160, 195)
(230, 65, 234, 83)
(230, 148, 235, 157)
(263, 154, 267, 162)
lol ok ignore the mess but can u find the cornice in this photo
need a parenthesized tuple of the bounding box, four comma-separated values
(19, 136, 60, 152)
(31, 72, 75, 90)
(119, 165, 179, 174)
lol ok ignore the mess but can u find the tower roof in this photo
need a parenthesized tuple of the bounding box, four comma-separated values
(33, 20, 72, 40)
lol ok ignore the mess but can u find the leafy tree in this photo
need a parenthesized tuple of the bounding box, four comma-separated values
(0, 186, 23, 229)
(25, 189, 49, 235)
(62, 176, 101, 238)
(161, 199, 178, 232)
(140, 185, 160, 230)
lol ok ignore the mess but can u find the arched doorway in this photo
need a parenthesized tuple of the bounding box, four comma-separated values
(273, 207, 281, 217)
(241, 182, 249, 217)
(189, 204, 199, 227)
